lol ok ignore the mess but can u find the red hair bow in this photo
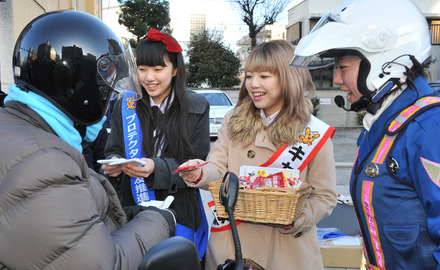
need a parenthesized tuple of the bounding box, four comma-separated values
(145, 29, 183, 53)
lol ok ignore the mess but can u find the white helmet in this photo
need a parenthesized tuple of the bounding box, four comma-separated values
(291, 0, 431, 111)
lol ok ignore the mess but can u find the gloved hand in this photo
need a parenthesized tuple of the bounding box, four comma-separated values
(142, 206, 177, 237)
(123, 205, 147, 221)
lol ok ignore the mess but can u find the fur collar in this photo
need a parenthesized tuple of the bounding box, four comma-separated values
(228, 99, 308, 148)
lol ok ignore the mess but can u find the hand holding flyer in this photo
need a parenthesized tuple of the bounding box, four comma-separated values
(173, 162, 208, 173)
(97, 158, 147, 167)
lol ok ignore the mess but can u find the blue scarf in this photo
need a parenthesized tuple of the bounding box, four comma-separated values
(5, 84, 105, 152)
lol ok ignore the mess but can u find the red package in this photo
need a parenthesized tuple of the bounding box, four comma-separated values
(238, 176, 251, 189)
(263, 172, 287, 188)
(251, 175, 265, 189)
(287, 177, 301, 188)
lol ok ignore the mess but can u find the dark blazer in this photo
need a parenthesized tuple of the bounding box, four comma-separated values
(105, 90, 210, 231)
(83, 126, 109, 172)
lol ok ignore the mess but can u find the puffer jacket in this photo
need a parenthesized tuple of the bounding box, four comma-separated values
(0, 101, 173, 270)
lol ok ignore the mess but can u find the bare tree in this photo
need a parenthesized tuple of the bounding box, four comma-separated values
(229, 0, 291, 48)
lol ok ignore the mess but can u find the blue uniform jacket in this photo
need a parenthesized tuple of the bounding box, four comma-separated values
(351, 76, 440, 270)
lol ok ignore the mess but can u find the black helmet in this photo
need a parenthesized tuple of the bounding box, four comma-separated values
(13, 10, 142, 126)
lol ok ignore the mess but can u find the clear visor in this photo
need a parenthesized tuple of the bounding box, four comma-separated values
(290, 53, 335, 70)
(310, 12, 339, 34)
(290, 12, 341, 70)
(97, 37, 142, 101)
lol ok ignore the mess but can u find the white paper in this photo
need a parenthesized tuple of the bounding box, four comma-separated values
(139, 195, 174, 209)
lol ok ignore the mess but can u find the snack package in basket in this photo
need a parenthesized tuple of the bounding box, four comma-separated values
(208, 166, 312, 225)
(238, 166, 301, 190)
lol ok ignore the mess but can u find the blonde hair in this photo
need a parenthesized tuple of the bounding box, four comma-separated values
(237, 39, 314, 128)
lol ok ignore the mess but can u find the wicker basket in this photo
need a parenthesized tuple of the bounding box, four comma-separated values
(208, 180, 313, 225)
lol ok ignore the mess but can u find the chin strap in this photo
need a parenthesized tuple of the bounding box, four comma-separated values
(345, 85, 394, 115)
(335, 91, 374, 112)
(358, 54, 423, 115)
(350, 95, 373, 112)
(364, 79, 400, 114)
(366, 100, 384, 114)
(342, 90, 376, 113)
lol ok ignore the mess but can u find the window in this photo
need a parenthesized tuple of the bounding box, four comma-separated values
(287, 22, 302, 45)
(190, 14, 206, 37)
(430, 19, 440, 45)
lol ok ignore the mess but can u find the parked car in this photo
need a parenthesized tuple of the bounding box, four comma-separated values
(194, 89, 235, 138)
(429, 80, 440, 92)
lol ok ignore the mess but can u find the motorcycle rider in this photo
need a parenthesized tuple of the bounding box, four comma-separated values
(0, 10, 175, 270)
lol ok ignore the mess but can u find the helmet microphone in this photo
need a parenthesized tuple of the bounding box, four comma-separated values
(334, 95, 350, 111)
(335, 94, 373, 112)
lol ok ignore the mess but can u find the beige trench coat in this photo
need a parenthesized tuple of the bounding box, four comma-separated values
(189, 111, 337, 269)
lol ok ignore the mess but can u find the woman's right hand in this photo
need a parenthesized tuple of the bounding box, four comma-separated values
(102, 156, 123, 177)
(178, 159, 202, 184)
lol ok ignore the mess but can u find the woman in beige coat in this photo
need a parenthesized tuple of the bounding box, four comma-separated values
(180, 40, 337, 269)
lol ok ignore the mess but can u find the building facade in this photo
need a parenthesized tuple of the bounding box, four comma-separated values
(236, 23, 287, 68)
(169, 0, 246, 55)
(101, 4, 134, 41)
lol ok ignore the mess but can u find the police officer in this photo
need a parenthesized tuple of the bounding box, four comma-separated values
(292, 0, 440, 269)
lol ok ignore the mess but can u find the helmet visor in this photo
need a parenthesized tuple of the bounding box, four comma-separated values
(290, 12, 340, 70)
(97, 37, 142, 100)
(310, 12, 340, 34)
(290, 54, 335, 70)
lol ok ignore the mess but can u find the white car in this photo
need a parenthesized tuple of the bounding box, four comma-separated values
(194, 89, 235, 138)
